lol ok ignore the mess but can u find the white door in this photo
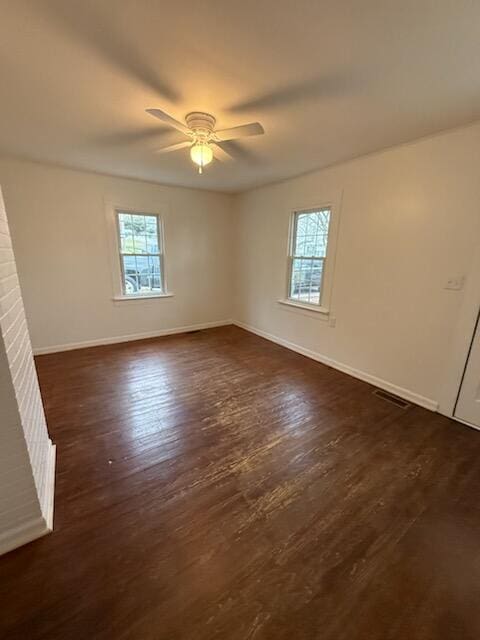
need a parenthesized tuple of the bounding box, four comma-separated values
(456, 313, 480, 428)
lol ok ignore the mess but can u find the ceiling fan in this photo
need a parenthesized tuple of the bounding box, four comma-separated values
(146, 108, 265, 173)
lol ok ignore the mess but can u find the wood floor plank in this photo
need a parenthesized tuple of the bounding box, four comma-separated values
(1, 326, 479, 639)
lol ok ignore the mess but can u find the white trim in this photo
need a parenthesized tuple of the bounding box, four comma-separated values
(42, 442, 56, 530)
(33, 320, 233, 355)
(451, 416, 480, 433)
(234, 320, 438, 412)
(284, 195, 343, 316)
(278, 298, 329, 315)
(0, 515, 51, 556)
(438, 240, 480, 418)
(112, 292, 174, 301)
(0, 441, 57, 555)
(104, 200, 170, 300)
(116, 209, 166, 296)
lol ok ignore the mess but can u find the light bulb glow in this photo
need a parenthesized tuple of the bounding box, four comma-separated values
(190, 143, 213, 172)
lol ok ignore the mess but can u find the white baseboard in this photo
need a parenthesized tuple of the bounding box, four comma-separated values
(234, 320, 438, 412)
(42, 442, 56, 530)
(451, 416, 480, 432)
(0, 515, 50, 556)
(33, 320, 233, 355)
(0, 442, 56, 556)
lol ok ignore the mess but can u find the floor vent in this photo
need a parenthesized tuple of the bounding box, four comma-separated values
(373, 389, 411, 409)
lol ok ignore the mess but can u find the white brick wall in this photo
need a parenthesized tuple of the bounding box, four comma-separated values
(0, 187, 55, 554)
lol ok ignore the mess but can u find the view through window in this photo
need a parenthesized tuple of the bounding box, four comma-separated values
(289, 208, 331, 306)
(117, 212, 164, 296)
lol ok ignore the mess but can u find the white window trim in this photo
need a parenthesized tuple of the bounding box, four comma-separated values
(278, 298, 330, 315)
(113, 293, 174, 301)
(278, 198, 341, 316)
(104, 201, 173, 301)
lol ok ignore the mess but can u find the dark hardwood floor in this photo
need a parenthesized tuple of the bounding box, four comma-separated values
(1, 325, 479, 639)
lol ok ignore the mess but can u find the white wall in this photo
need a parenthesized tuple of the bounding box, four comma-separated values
(234, 122, 480, 411)
(0, 188, 55, 555)
(3, 122, 479, 555)
(1, 122, 480, 416)
(0, 158, 234, 352)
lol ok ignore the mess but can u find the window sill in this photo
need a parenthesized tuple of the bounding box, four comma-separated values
(113, 292, 174, 301)
(278, 298, 329, 315)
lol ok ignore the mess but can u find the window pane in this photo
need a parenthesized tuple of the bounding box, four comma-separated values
(294, 209, 331, 258)
(118, 212, 160, 255)
(117, 212, 162, 295)
(118, 213, 135, 254)
(145, 216, 159, 253)
(130, 215, 145, 254)
(122, 255, 162, 295)
(122, 254, 140, 294)
(290, 258, 323, 305)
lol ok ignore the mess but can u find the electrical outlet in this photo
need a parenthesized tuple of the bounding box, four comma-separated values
(444, 276, 465, 291)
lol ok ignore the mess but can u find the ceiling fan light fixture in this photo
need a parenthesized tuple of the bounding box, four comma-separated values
(147, 108, 265, 173)
(190, 142, 213, 174)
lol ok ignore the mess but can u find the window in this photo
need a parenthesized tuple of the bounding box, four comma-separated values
(116, 211, 164, 296)
(288, 207, 331, 307)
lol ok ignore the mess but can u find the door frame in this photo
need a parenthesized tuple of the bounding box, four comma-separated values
(438, 239, 480, 426)
(452, 306, 480, 429)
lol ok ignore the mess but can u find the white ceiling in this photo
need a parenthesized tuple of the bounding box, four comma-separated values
(1, 0, 480, 193)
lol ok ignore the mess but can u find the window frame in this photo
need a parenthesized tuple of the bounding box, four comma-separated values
(282, 203, 338, 315)
(115, 210, 165, 298)
(105, 201, 173, 302)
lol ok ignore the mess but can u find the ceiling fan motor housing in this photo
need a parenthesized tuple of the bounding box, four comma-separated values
(185, 112, 216, 141)
(146, 107, 264, 167)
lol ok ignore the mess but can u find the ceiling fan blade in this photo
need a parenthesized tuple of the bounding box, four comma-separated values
(229, 72, 362, 113)
(146, 109, 190, 135)
(215, 122, 264, 141)
(38, 1, 179, 103)
(94, 126, 173, 146)
(154, 141, 191, 154)
(212, 143, 234, 162)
